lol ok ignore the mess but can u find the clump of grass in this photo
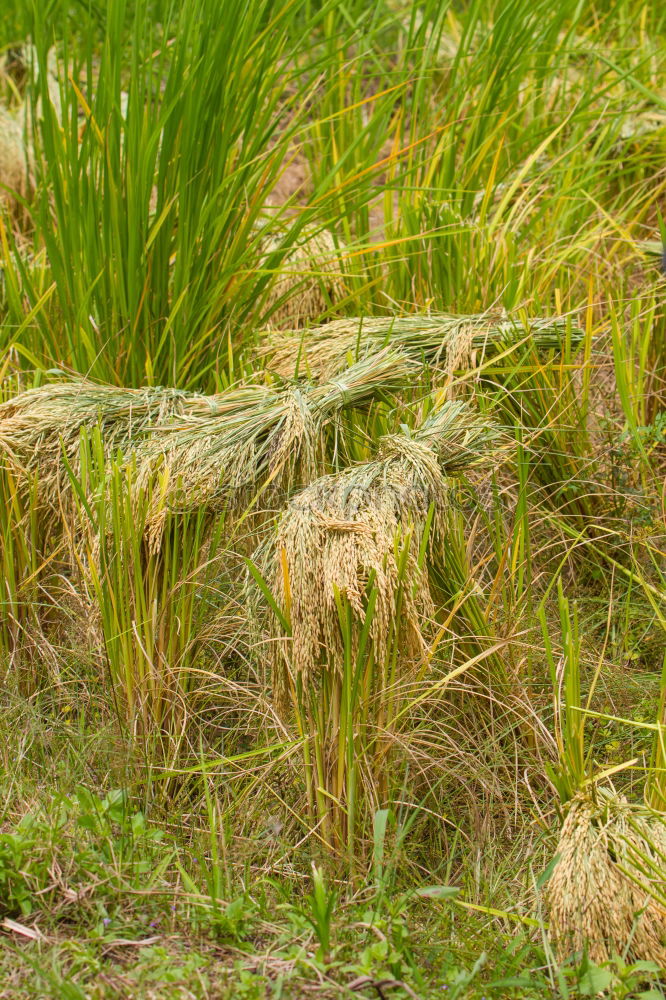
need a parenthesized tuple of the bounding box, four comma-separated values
(259, 312, 581, 380)
(68, 428, 242, 765)
(0, 462, 52, 690)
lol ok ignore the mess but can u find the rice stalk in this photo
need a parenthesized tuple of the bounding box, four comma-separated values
(259, 399, 502, 860)
(66, 429, 242, 767)
(258, 313, 582, 381)
(547, 788, 666, 966)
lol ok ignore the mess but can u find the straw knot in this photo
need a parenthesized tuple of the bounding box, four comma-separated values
(329, 379, 352, 407)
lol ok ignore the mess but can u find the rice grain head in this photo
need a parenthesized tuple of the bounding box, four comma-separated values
(547, 789, 666, 966)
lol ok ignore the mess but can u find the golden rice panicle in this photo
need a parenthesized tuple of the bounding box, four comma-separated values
(547, 790, 666, 966)
(272, 468, 438, 712)
(260, 225, 345, 328)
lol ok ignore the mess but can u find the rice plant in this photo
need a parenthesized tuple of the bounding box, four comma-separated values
(0, 0, 665, 991)
(542, 581, 666, 966)
(66, 427, 240, 766)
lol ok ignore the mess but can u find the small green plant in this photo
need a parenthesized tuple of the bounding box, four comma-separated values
(300, 864, 337, 964)
(0, 788, 165, 918)
(567, 952, 665, 999)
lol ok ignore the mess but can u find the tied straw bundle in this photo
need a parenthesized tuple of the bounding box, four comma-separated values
(0, 350, 413, 547)
(548, 788, 666, 966)
(0, 381, 208, 500)
(269, 399, 503, 710)
(134, 349, 413, 547)
(258, 223, 346, 328)
(259, 312, 583, 381)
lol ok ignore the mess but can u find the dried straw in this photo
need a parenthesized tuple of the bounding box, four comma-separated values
(0, 350, 411, 533)
(259, 312, 582, 380)
(259, 224, 345, 328)
(548, 788, 666, 965)
(269, 401, 501, 708)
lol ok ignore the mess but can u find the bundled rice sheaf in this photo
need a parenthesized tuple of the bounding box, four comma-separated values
(548, 788, 666, 966)
(0, 381, 207, 499)
(0, 351, 412, 538)
(0, 106, 28, 210)
(258, 312, 582, 380)
(135, 349, 414, 547)
(0, 45, 62, 216)
(258, 224, 346, 328)
(269, 401, 502, 708)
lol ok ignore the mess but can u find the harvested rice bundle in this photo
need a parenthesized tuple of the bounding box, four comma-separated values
(135, 349, 414, 545)
(2, 45, 62, 124)
(548, 788, 666, 966)
(259, 312, 581, 380)
(270, 401, 501, 707)
(259, 224, 345, 328)
(0, 381, 207, 498)
(0, 45, 62, 216)
(0, 105, 28, 211)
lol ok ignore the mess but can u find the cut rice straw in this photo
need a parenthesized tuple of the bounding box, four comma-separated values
(548, 787, 666, 966)
(134, 348, 415, 547)
(0, 381, 207, 499)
